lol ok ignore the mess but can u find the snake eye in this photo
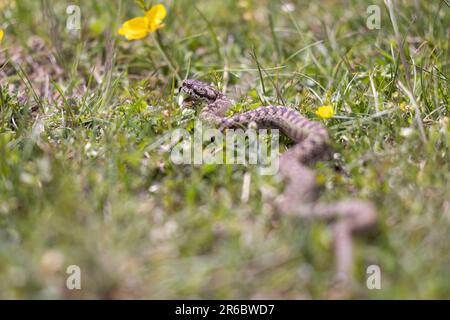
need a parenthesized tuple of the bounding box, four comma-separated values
(196, 87, 206, 96)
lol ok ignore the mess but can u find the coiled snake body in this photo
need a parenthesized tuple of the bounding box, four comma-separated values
(180, 79, 376, 288)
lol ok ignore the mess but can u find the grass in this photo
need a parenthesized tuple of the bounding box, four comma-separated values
(0, 0, 449, 299)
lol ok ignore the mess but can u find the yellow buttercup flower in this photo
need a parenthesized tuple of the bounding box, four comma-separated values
(0, 29, 4, 42)
(399, 102, 412, 112)
(118, 4, 167, 40)
(315, 105, 334, 119)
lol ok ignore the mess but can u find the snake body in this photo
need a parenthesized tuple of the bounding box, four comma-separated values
(180, 79, 376, 288)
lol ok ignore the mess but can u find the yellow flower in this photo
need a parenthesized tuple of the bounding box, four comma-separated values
(315, 105, 334, 119)
(399, 102, 412, 112)
(118, 4, 167, 40)
(0, 29, 4, 42)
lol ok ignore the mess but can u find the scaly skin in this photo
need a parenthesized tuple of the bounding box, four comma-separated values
(180, 79, 377, 290)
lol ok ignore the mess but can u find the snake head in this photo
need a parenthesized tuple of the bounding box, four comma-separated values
(179, 79, 222, 104)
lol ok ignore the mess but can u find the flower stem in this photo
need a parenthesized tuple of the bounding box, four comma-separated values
(151, 34, 181, 83)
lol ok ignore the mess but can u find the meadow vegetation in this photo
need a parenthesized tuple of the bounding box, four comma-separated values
(0, 0, 449, 298)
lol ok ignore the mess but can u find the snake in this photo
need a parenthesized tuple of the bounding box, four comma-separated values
(179, 79, 377, 288)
